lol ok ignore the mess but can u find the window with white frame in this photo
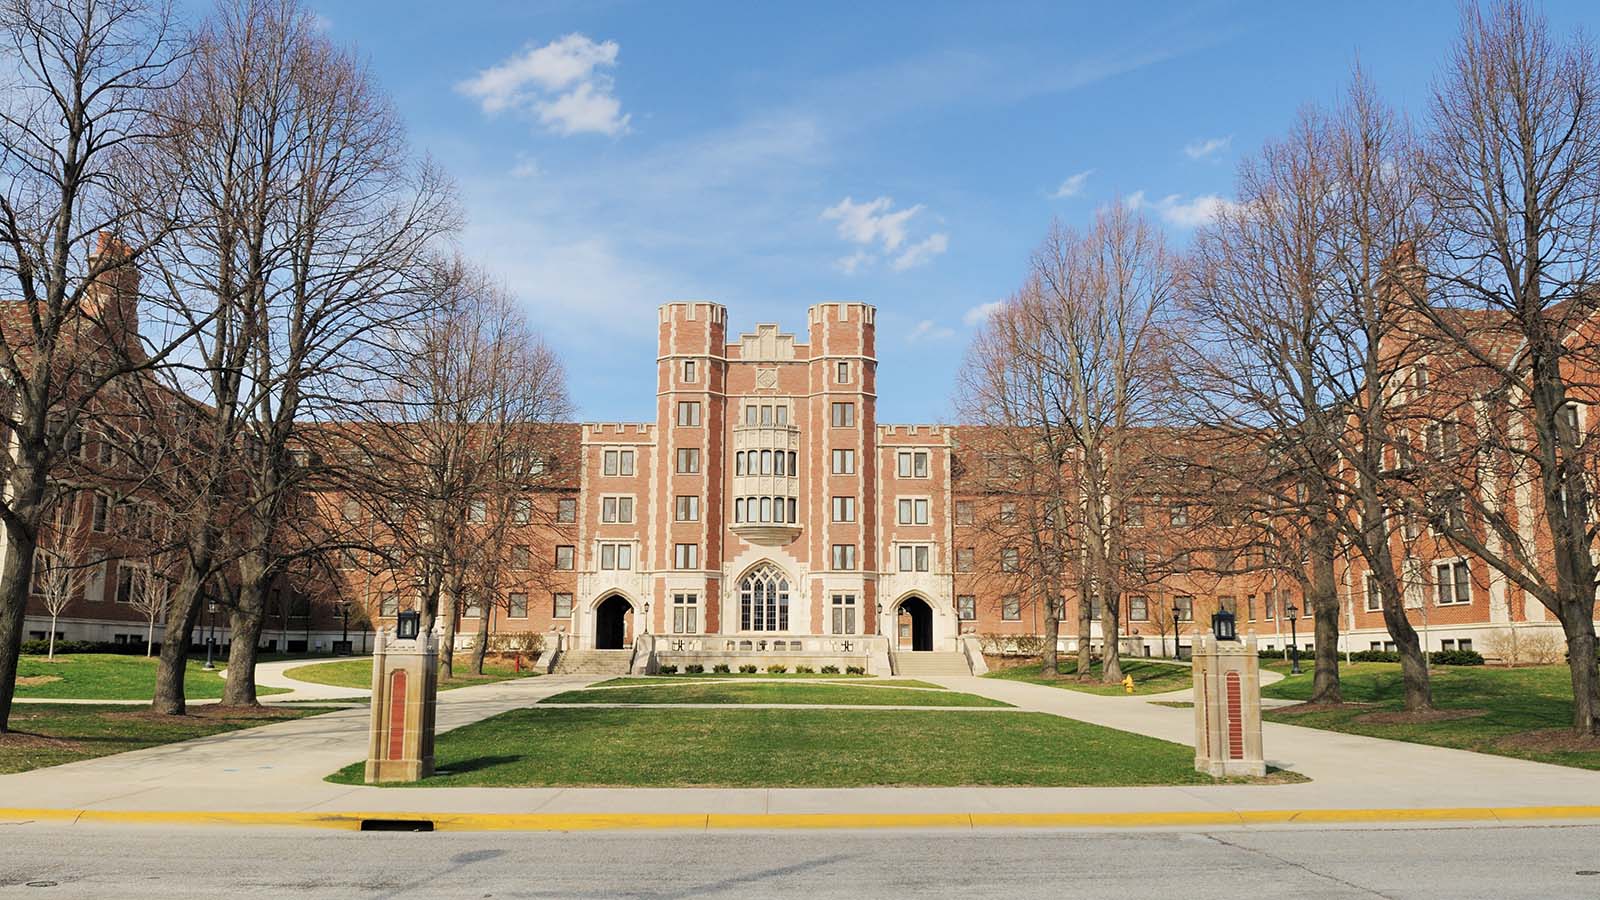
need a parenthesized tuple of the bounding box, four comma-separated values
(675, 495, 700, 522)
(508, 593, 528, 618)
(1000, 547, 1019, 573)
(601, 496, 634, 524)
(511, 497, 532, 525)
(600, 543, 633, 570)
(1435, 560, 1471, 605)
(1174, 596, 1194, 621)
(830, 593, 857, 634)
(957, 595, 976, 620)
(683, 360, 697, 383)
(676, 401, 701, 426)
(831, 543, 856, 570)
(1129, 595, 1149, 621)
(1365, 574, 1382, 611)
(91, 493, 109, 532)
(831, 402, 854, 427)
(836, 361, 850, 384)
(672, 592, 699, 633)
(896, 450, 929, 478)
(739, 564, 790, 631)
(554, 545, 574, 570)
(999, 502, 1016, 523)
(1560, 402, 1582, 445)
(553, 593, 573, 618)
(674, 542, 699, 570)
(897, 497, 930, 525)
(831, 496, 856, 522)
(676, 447, 700, 474)
(1002, 596, 1021, 620)
(831, 448, 854, 474)
(380, 595, 400, 616)
(602, 449, 635, 476)
(898, 544, 931, 572)
(468, 499, 487, 523)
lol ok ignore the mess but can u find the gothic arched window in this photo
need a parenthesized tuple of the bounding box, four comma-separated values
(739, 564, 790, 631)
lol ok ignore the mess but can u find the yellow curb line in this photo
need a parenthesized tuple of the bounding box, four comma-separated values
(5, 806, 1600, 832)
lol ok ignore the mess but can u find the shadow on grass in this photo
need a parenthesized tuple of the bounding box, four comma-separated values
(435, 754, 522, 776)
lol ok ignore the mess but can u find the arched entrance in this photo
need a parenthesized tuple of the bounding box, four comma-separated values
(897, 596, 934, 652)
(595, 594, 633, 649)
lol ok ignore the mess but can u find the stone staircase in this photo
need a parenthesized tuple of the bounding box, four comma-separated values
(891, 651, 972, 677)
(551, 649, 635, 676)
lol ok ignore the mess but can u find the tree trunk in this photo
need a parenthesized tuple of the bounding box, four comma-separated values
(1308, 522, 1342, 704)
(223, 568, 270, 707)
(440, 580, 460, 680)
(1075, 580, 1092, 679)
(1561, 615, 1600, 735)
(1375, 571, 1431, 711)
(145, 618, 154, 657)
(47, 614, 57, 661)
(152, 568, 208, 716)
(1101, 567, 1123, 683)
(0, 519, 41, 733)
(471, 603, 491, 676)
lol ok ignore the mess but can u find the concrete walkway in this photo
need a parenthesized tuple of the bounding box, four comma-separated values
(3, 667, 1600, 829)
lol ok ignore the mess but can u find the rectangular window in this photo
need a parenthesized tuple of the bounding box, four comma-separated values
(836, 361, 850, 384)
(897, 498, 930, 525)
(381, 595, 400, 617)
(1365, 575, 1382, 611)
(677, 401, 701, 426)
(556, 497, 577, 523)
(510, 545, 531, 569)
(896, 450, 930, 478)
(955, 500, 974, 525)
(511, 497, 533, 525)
(1125, 504, 1144, 527)
(831, 593, 857, 635)
(1436, 560, 1471, 605)
(897, 544, 930, 572)
(599, 543, 633, 570)
(831, 448, 855, 474)
(957, 595, 976, 620)
(1001, 547, 1019, 573)
(467, 499, 487, 523)
(683, 360, 697, 383)
(675, 495, 700, 522)
(554, 545, 574, 570)
(1265, 594, 1276, 619)
(1129, 595, 1149, 621)
(676, 447, 700, 473)
(1175, 596, 1194, 622)
(672, 592, 699, 633)
(1002, 596, 1021, 620)
(1169, 506, 1189, 527)
(553, 593, 573, 618)
(602, 449, 635, 476)
(831, 496, 856, 522)
(507, 594, 528, 618)
(831, 402, 854, 427)
(91, 493, 109, 532)
(999, 502, 1016, 524)
(956, 548, 975, 573)
(601, 496, 634, 524)
(831, 544, 857, 570)
(115, 563, 146, 605)
(674, 543, 699, 570)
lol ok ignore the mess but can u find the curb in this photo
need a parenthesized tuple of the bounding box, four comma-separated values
(5, 806, 1600, 832)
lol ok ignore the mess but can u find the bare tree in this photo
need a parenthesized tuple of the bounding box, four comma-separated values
(33, 521, 96, 660)
(0, 0, 189, 732)
(1410, 0, 1600, 734)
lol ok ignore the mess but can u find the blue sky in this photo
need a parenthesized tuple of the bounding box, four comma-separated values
(304, 0, 1594, 423)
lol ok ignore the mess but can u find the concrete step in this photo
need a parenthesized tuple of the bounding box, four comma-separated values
(552, 649, 635, 676)
(892, 651, 972, 676)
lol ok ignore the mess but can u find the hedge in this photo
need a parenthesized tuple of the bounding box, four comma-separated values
(1258, 647, 1484, 666)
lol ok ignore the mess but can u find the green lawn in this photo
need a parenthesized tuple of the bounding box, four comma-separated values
(328, 706, 1224, 788)
(283, 656, 541, 692)
(0, 704, 327, 774)
(16, 654, 287, 700)
(597, 676, 943, 689)
(985, 658, 1193, 695)
(1261, 662, 1600, 769)
(650, 671, 873, 678)
(542, 682, 1010, 707)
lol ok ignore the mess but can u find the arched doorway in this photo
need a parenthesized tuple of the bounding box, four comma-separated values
(897, 596, 934, 652)
(595, 594, 632, 649)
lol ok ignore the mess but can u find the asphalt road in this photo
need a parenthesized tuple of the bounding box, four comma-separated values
(2, 823, 1596, 898)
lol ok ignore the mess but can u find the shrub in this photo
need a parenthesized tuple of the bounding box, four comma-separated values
(1350, 650, 1400, 663)
(794, 665, 815, 674)
(1431, 649, 1485, 666)
(767, 665, 787, 674)
(845, 665, 865, 675)
(685, 664, 704, 674)
(713, 663, 731, 673)
(657, 665, 679, 675)
(488, 631, 544, 655)
(820, 665, 840, 674)
(738, 664, 758, 674)
(22, 639, 153, 656)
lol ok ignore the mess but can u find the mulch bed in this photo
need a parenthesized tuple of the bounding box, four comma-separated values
(15, 675, 61, 686)
(1353, 708, 1488, 725)
(0, 732, 85, 752)
(104, 706, 306, 723)
(1269, 701, 1376, 717)
(1495, 728, 1600, 754)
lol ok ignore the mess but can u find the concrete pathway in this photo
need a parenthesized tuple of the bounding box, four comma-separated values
(3, 667, 1600, 827)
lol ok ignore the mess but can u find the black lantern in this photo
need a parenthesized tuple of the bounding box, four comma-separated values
(1211, 609, 1237, 642)
(1283, 601, 1301, 675)
(395, 610, 420, 640)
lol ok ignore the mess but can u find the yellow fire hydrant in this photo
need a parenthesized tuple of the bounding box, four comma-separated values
(1122, 674, 1135, 694)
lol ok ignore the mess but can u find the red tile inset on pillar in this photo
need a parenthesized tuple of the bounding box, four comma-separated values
(387, 669, 407, 761)
(1226, 670, 1244, 760)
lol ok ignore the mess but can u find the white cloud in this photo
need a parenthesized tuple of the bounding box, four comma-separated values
(1183, 135, 1231, 161)
(1052, 169, 1094, 198)
(510, 154, 540, 179)
(891, 233, 949, 271)
(906, 319, 955, 343)
(963, 301, 1004, 326)
(822, 196, 923, 251)
(1154, 193, 1237, 228)
(834, 250, 873, 275)
(458, 34, 630, 136)
(1125, 189, 1148, 210)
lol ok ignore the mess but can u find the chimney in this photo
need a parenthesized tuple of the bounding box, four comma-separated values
(85, 232, 141, 353)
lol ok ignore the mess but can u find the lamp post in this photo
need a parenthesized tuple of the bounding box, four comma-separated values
(1285, 601, 1301, 674)
(203, 599, 217, 670)
(1170, 601, 1183, 659)
(338, 600, 351, 656)
(642, 601, 651, 635)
